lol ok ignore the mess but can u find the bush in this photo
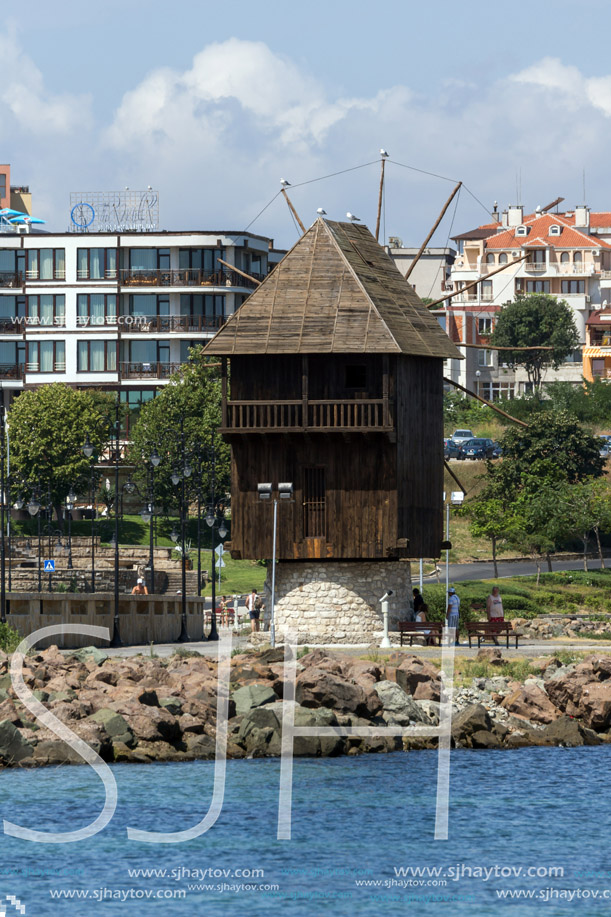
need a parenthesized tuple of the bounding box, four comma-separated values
(0, 623, 23, 653)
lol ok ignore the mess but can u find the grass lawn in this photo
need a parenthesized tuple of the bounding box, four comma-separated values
(200, 555, 266, 598)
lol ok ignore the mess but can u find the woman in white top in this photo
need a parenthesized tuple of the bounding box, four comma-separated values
(486, 586, 504, 645)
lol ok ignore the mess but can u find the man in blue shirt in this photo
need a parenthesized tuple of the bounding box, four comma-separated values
(446, 587, 460, 646)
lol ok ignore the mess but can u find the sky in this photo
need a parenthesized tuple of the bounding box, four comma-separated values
(5, 0, 611, 250)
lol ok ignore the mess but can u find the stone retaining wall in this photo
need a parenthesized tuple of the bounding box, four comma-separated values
(263, 560, 412, 644)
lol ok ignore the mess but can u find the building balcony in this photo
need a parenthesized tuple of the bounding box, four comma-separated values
(0, 364, 23, 379)
(118, 268, 262, 289)
(119, 314, 226, 334)
(221, 398, 394, 434)
(0, 272, 23, 288)
(0, 318, 24, 334)
(120, 361, 183, 380)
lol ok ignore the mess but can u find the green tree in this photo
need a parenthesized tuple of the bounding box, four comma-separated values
(7, 385, 117, 522)
(494, 410, 604, 487)
(491, 294, 580, 389)
(462, 489, 512, 578)
(127, 348, 230, 515)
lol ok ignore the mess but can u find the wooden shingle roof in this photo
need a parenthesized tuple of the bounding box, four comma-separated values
(203, 218, 461, 358)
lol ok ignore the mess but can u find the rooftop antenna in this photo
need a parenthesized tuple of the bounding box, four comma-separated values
(279, 179, 305, 234)
(540, 196, 565, 213)
(583, 168, 587, 204)
(404, 182, 461, 282)
(375, 149, 389, 242)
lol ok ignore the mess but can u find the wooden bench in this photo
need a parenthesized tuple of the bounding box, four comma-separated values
(398, 621, 443, 646)
(466, 621, 519, 649)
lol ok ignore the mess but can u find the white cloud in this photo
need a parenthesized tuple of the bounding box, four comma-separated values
(0, 30, 91, 135)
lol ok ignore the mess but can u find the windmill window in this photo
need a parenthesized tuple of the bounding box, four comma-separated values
(304, 467, 326, 538)
(345, 364, 367, 389)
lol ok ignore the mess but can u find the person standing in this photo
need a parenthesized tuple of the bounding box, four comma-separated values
(413, 587, 424, 617)
(446, 586, 460, 645)
(245, 588, 260, 633)
(131, 578, 148, 595)
(486, 585, 504, 645)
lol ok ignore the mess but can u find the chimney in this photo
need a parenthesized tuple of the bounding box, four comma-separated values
(501, 210, 508, 227)
(574, 205, 590, 228)
(507, 206, 524, 227)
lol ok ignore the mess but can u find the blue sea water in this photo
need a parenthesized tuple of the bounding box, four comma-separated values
(0, 747, 609, 916)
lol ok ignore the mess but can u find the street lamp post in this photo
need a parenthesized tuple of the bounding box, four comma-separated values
(27, 486, 41, 593)
(0, 409, 6, 623)
(82, 435, 96, 593)
(147, 448, 160, 593)
(110, 399, 124, 648)
(171, 436, 192, 642)
(442, 490, 465, 615)
(65, 487, 76, 570)
(257, 482, 293, 648)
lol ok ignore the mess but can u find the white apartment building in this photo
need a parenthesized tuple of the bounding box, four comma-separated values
(441, 204, 611, 398)
(0, 229, 284, 430)
(388, 240, 455, 301)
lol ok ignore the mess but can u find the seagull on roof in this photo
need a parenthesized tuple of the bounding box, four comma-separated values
(380, 149, 389, 158)
(346, 212, 361, 222)
(317, 208, 327, 215)
(280, 178, 291, 187)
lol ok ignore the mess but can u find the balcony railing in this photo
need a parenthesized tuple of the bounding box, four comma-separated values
(119, 314, 226, 333)
(119, 268, 262, 289)
(0, 364, 23, 379)
(524, 262, 548, 272)
(0, 318, 23, 334)
(0, 272, 23, 287)
(120, 361, 183, 380)
(222, 399, 394, 433)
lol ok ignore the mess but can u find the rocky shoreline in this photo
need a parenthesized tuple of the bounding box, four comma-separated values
(0, 644, 609, 767)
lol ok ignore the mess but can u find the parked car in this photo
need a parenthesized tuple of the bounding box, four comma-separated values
(599, 436, 610, 459)
(459, 437, 496, 460)
(444, 438, 462, 459)
(491, 441, 503, 458)
(450, 429, 474, 445)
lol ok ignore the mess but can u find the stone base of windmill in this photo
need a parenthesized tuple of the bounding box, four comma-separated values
(262, 560, 413, 645)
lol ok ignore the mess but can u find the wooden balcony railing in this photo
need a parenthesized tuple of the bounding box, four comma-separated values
(222, 399, 394, 433)
(119, 268, 262, 289)
(120, 314, 226, 333)
(120, 361, 183, 380)
(0, 272, 23, 287)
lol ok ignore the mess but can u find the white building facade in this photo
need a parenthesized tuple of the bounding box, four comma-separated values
(441, 205, 611, 398)
(0, 229, 284, 427)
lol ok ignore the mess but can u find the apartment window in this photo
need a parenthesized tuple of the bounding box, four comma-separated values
(127, 294, 169, 316)
(478, 317, 493, 335)
(0, 296, 25, 321)
(77, 341, 117, 372)
(525, 281, 550, 293)
(77, 248, 117, 280)
(516, 226, 529, 236)
(178, 248, 225, 275)
(481, 280, 493, 301)
(303, 467, 326, 538)
(592, 358, 605, 378)
(498, 253, 508, 264)
(26, 249, 65, 280)
(0, 175, 6, 200)
(26, 295, 65, 326)
(77, 294, 117, 326)
(574, 251, 583, 263)
(125, 340, 171, 364)
(561, 280, 585, 294)
(485, 253, 495, 264)
(127, 249, 170, 271)
(560, 252, 570, 263)
(0, 250, 25, 276)
(481, 381, 514, 401)
(477, 349, 494, 367)
(528, 249, 546, 264)
(180, 294, 225, 320)
(27, 340, 65, 373)
(0, 341, 24, 369)
(119, 389, 157, 435)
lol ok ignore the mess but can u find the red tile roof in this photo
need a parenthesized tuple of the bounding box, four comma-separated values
(485, 213, 611, 250)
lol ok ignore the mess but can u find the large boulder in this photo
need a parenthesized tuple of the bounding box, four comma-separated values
(451, 704, 493, 747)
(295, 668, 381, 718)
(501, 684, 560, 725)
(0, 721, 33, 763)
(68, 646, 108, 666)
(374, 681, 430, 726)
(545, 667, 591, 716)
(293, 705, 343, 757)
(394, 656, 440, 697)
(232, 684, 277, 716)
(577, 683, 611, 731)
(88, 708, 134, 746)
(476, 648, 505, 666)
(542, 716, 602, 747)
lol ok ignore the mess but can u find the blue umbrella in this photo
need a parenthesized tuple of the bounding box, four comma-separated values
(9, 215, 46, 224)
(0, 208, 26, 217)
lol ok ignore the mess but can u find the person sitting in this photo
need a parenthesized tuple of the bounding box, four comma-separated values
(415, 603, 434, 646)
